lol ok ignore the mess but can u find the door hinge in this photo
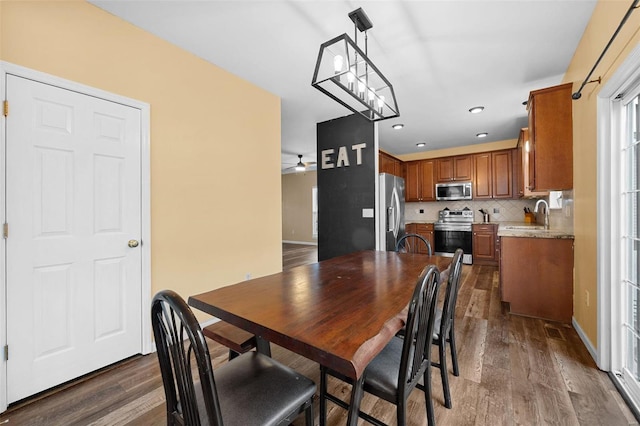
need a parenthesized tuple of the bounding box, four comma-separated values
(3, 100, 7, 117)
(3, 345, 7, 361)
(2, 223, 7, 239)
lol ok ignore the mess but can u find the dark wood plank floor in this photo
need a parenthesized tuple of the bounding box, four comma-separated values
(1, 244, 636, 425)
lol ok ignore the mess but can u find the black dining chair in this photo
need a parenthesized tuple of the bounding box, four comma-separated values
(151, 290, 316, 426)
(396, 233, 432, 255)
(319, 264, 442, 426)
(420, 248, 464, 410)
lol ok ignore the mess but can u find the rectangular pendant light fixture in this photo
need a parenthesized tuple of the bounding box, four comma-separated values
(311, 8, 399, 122)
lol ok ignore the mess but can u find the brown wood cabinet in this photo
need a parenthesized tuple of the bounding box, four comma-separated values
(515, 128, 548, 198)
(379, 151, 402, 177)
(500, 236, 574, 323)
(473, 153, 492, 198)
(473, 150, 513, 199)
(527, 83, 573, 191)
(472, 224, 498, 266)
(436, 155, 473, 182)
(405, 160, 435, 202)
(405, 222, 434, 254)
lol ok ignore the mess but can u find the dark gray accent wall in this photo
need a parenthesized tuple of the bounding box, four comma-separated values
(317, 114, 376, 261)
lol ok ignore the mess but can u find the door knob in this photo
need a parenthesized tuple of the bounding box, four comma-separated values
(128, 239, 139, 248)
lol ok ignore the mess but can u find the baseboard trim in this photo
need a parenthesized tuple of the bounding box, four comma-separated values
(282, 240, 318, 246)
(572, 316, 598, 365)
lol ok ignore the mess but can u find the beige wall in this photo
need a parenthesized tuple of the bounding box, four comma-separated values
(563, 0, 640, 346)
(282, 171, 317, 243)
(1, 1, 283, 318)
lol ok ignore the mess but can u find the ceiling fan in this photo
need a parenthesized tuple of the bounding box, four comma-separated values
(284, 154, 317, 172)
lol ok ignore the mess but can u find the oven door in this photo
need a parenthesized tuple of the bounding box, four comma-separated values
(434, 226, 473, 264)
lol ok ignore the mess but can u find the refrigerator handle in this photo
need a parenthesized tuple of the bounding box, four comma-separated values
(391, 187, 401, 237)
(387, 206, 395, 232)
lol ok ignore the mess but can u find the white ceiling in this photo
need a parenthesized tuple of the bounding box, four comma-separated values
(90, 0, 597, 172)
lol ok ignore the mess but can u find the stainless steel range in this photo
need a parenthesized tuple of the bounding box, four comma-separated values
(434, 207, 473, 264)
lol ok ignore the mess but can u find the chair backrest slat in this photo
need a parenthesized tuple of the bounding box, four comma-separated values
(395, 233, 433, 255)
(152, 290, 225, 426)
(398, 264, 441, 397)
(440, 249, 464, 338)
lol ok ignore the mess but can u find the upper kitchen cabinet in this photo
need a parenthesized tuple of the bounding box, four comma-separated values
(405, 160, 436, 202)
(527, 83, 573, 191)
(473, 150, 513, 199)
(436, 155, 473, 182)
(515, 128, 548, 198)
(379, 151, 403, 177)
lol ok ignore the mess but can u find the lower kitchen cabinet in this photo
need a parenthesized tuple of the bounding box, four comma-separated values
(472, 224, 498, 266)
(405, 223, 434, 254)
(500, 236, 573, 323)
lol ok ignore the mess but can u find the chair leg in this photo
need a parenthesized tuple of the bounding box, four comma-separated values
(423, 368, 435, 426)
(319, 366, 327, 426)
(439, 340, 452, 409)
(397, 399, 407, 426)
(305, 399, 314, 426)
(449, 327, 460, 377)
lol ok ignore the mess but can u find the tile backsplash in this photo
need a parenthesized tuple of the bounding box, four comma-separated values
(405, 190, 574, 231)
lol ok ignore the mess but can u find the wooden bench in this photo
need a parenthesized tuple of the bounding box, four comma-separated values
(202, 321, 257, 360)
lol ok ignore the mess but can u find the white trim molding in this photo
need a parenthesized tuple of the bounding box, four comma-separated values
(596, 43, 640, 373)
(573, 317, 598, 364)
(0, 62, 152, 413)
(282, 240, 318, 245)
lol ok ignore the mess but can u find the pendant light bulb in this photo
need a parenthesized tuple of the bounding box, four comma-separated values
(347, 67, 356, 91)
(347, 67, 356, 82)
(368, 89, 375, 107)
(377, 95, 385, 114)
(358, 81, 366, 99)
(333, 55, 344, 74)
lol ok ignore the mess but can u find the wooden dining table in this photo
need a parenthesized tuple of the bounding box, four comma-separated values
(188, 250, 452, 425)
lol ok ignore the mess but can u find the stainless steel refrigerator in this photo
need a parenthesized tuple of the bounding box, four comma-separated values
(376, 173, 405, 251)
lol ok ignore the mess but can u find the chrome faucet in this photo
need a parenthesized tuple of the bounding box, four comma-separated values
(534, 199, 550, 229)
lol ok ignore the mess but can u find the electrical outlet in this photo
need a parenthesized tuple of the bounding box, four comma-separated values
(585, 290, 590, 307)
(493, 208, 500, 214)
(245, 273, 251, 280)
(419, 209, 424, 214)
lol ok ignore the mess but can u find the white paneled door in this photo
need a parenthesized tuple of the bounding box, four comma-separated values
(5, 75, 142, 403)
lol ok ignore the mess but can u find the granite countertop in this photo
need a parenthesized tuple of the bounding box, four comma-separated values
(405, 220, 575, 239)
(497, 222, 574, 239)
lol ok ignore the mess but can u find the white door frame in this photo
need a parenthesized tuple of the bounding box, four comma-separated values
(0, 62, 152, 413)
(596, 43, 640, 371)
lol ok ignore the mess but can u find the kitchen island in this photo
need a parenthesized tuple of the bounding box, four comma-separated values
(497, 223, 574, 323)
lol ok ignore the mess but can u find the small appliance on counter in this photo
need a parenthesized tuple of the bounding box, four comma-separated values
(434, 207, 473, 264)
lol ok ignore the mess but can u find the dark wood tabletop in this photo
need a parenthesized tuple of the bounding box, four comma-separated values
(188, 250, 452, 380)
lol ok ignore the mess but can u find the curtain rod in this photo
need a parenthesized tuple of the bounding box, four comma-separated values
(572, 0, 640, 100)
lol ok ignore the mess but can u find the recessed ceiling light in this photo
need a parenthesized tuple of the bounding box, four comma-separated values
(469, 106, 485, 114)
(392, 124, 404, 130)
(416, 142, 426, 147)
(476, 132, 488, 138)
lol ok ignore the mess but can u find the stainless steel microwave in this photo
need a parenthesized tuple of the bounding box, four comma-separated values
(435, 182, 472, 201)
